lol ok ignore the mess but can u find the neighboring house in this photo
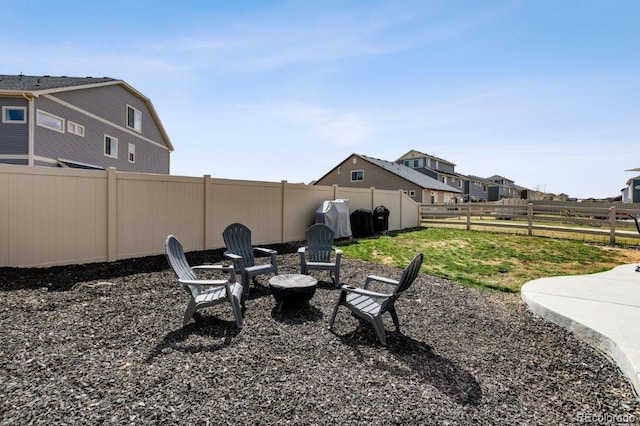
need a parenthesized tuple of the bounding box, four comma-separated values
(622, 176, 640, 203)
(314, 153, 462, 204)
(463, 175, 494, 202)
(0, 74, 173, 173)
(486, 175, 521, 201)
(397, 149, 456, 182)
(397, 149, 495, 202)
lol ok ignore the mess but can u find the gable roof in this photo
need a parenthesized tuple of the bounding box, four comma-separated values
(396, 149, 456, 167)
(0, 74, 173, 151)
(359, 154, 461, 193)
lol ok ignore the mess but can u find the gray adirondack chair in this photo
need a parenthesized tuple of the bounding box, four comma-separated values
(328, 253, 423, 345)
(298, 223, 342, 286)
(222, 223, 278, 297)
(165, 235, 244, 328)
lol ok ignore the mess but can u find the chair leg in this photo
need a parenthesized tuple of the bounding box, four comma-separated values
(242, 272, 250, 297)
(183, 299, 197, 327)
(333, 268, 340, 287)
(388, 306, 400, 332)
(371, 315, 387, 346)
(231, 299, 243, 329)
(328, 292, 346, 329)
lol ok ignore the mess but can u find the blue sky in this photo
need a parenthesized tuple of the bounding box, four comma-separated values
(2, 0, 638, 199)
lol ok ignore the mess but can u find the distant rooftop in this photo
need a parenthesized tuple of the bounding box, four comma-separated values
(0, 74, 116, 91)
(360, 154, 461, 193)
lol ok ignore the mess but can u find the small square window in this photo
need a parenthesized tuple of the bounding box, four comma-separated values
(409, 190, 416, 197)
(351, 170, 364, 181)
(68, 121, 85, 137)
(2, 106, 27, 123)
(128, 143, 136, 163)
(127, 105, 142, 132)
(104, 135, 118, 158)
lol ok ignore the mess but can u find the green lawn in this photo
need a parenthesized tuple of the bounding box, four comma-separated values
(337, 228, 631, 293)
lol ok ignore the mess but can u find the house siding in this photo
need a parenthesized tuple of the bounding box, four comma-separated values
(316, 154, 425, 202)
(54, 85, 166, 145)
(32, 92, 169, 173)
(0, 97, 29, 156)
(464, 179, 489, 202)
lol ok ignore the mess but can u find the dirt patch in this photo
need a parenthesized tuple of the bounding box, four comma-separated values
(601, 245, 640, 264)
(1, 252, 638, 424)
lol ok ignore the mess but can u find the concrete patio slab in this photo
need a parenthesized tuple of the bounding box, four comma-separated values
(521, 264, 640, 399)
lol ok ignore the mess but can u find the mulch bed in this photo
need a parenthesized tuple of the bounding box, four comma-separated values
(1, 246, 639, 425)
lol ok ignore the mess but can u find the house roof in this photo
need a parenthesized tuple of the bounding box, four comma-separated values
(359, 154, 461, 193)
(487, 175, 514, 182)
(0, 74, 174, 152)
(396, 149, 456, 167)
(466, 174, 496, 185)
(0, 74, 116, 91)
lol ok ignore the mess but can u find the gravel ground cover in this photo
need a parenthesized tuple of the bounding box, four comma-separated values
(1, 247, 639, 425)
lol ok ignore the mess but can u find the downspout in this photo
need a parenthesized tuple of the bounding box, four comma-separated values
(22, 93, 35, 166)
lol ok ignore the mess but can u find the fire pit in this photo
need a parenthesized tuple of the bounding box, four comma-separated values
(268, 274, 318, 310)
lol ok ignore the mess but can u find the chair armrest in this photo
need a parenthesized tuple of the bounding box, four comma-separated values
(255, 247, 277, 265)
(341, 285, 393, 299)
(223, 252, 246, 270)
(297, 247, 307, 254)
(364, 275, 399, 289)
(192, 264, 234, 272)
(334, 248, 343, 255)
(178, 278, 229, 287)
(254, 247, 277, 255)
(192, 265, 237, 281)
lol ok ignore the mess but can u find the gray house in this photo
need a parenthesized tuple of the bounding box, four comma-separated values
(486, 175, 521, 201)
(397, 149, 493, 202)
(314, 153, 462, 204)
(0, 74, 173, 173)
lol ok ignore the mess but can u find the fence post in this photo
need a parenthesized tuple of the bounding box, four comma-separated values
(609, 206, 616, 245)
(371, 187, 375, 211)
(281, 180, 287, 243)
(203, 175, 212, 250)
(528, 203, 533, 236)
(107, 167, 117, 262)
(466, 203, 471, 231)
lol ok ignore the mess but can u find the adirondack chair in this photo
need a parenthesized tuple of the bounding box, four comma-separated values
(165, 235, 244, 328)
(298, 223, 342, 286)
(328, 253, 423, 345)
(222, 223, 278, 296)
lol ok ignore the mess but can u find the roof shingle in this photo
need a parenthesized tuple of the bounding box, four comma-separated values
(0, 74, 116, 91)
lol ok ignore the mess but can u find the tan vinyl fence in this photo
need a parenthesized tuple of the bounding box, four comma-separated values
(0, 165, 420, 268)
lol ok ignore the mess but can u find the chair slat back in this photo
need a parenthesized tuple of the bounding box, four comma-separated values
(306, 223, 335, 263)
(222, 223, 256, 267)
(165, 235, 197, 281)
(395, 253, 424, 295)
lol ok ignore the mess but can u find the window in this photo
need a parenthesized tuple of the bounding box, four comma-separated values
(351, 170, 364, 181)
(36, 110, 64, 133)
(2, 106, 26, 123)
(68, 121, 85, 137)
(104, 135, 118, 158)
(403, 158, 424, 168)
(409, 190, 416, 197)
(128, 143, 135, 163)
(127, 105, 142, 132)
